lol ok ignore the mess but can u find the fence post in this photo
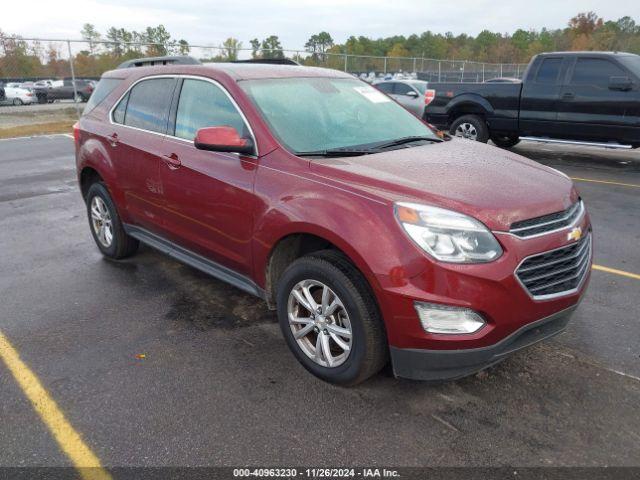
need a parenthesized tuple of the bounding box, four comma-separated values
(344, 54, 348, 72)
(438, 61, 441, 82)
(412, 57, 416, 73)
(500, 63, 503, 77)
(383, 57, 387, 74)
(516, 64, 520, 78)
(460, 61, 465, 83)
(67, 40, 80, 119)
(421, 57, 425, 72)
(482, 63, 485, 82)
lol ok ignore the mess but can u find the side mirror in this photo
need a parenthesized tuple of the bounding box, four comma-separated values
(609, 76, 633, 91)
(406, 90, 419, 98)
(194, 126, 255, 155)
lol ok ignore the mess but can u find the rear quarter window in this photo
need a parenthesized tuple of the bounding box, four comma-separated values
(82, 78, 122, 116)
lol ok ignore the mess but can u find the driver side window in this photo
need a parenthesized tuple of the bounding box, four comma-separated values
(174, 79, 248, 140)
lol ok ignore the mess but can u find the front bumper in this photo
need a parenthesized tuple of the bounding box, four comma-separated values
(390, 304, 576, 381)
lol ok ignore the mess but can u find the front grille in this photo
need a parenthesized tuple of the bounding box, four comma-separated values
(510, 201, 583, 238)
(516, 233, 591, 299)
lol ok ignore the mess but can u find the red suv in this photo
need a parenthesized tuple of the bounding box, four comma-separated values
(75, 60, 592, 385)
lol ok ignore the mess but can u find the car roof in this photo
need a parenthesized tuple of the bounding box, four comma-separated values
(103, 63, 354, 81)
(539, 51, 639, 57)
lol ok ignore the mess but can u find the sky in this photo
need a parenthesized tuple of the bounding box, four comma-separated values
(1, 0, 638, 49)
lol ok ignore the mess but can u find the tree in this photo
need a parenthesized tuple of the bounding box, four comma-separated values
(305, 32, 334, 54)
(568, 12, 603, 35)
(80, 23, 101, 54)
(387, 43, 410, 58)
(261, 35, 284, 59)
(177, 39, 190, 55)
(221, 38, 242, 61)
(250, 38, 261, 58)
(144, 25, 173, 56)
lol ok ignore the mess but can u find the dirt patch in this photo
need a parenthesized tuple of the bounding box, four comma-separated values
(0, 121, 75, 139)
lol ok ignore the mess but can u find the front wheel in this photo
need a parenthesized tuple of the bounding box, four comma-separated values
(12, 98, 23, 106)
(276, 250, 388, 386)
(450, 114, 489, 143)
(491, 134, 520, 148)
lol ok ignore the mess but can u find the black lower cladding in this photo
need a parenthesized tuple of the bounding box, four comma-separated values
(390, 305, 576, 381)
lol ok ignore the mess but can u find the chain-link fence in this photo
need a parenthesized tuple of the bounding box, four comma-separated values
(0, 37, 528, 112)
(1, 37, 529, 80)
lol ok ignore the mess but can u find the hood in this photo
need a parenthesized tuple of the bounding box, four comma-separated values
(309, 139, 577, 231)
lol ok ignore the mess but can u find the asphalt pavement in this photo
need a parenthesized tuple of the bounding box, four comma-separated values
(0, 135, 639, 469)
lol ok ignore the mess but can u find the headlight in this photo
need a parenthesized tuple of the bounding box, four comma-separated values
(394, 202, 502, 263)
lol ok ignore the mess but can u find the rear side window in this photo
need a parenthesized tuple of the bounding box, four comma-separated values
(394, 83, 414, 96)
(122, 78, 176, 133)
(83, 78, 122, 116)
(376, 82, 394, 94)
(535, 58, 562, 84)
(174, 79, 247, 140)
(571, 58, 626, 87)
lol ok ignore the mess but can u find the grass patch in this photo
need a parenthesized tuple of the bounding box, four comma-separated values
(0, 121, 76, 139)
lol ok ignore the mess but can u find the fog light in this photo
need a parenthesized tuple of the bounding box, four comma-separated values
(414, 302, 486, 334)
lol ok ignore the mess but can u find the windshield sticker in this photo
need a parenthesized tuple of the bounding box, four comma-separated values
(353, 86, 391, 103)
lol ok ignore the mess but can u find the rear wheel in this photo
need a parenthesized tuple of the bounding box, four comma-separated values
(450, 114, 489, 143)
(12, 98, 23, 106)
(276, 250, 388, 386)
(86, 182, 138, 259)
(491, 134, 520, 148)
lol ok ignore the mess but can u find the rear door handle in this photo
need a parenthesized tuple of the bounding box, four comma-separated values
(107, 133, 119, 147)
(162, 153, 181, 169)
(562, 92, 575, 100)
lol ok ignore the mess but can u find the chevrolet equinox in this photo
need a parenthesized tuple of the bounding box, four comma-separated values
(75, 60, 592, 385)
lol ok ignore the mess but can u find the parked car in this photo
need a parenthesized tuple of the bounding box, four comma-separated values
(1, 86, 35, 105)
(40, 79, 94, 103)
(374, 79, 435, 117)
(425, 51, 640, 148)
(75, 59, 592, 385)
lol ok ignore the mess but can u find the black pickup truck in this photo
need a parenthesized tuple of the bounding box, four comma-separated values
(424, 51, 640, 149)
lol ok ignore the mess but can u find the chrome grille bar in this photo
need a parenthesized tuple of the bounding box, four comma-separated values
(516, 233, 592, 300)
(509, 201, 584, 238)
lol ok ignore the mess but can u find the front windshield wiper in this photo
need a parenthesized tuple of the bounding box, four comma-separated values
(296, 136, 442, 158)
(373, 135, 442, 150)
(296, 147, 377, 158)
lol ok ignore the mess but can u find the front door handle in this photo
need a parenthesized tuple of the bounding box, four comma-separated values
(107, 133, 119, 147)
(162, 153, 181, 169)
(562, 92, 575, 100)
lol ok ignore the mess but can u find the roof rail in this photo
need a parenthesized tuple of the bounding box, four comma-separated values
(231, 58, 300, 66)
(116, 55, 201, 69)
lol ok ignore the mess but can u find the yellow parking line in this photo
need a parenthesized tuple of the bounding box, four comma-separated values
(593, 264, 640, 281)
(0, 331, 111, 480)
(570, 177, 640, 188)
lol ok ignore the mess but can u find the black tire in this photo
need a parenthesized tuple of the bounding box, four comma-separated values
(85, 182, 138, 259)
(491, 134, 520, 148)
(450, 114, 490, 143)
(12, 98, 23, 106)
(276, 250, 388, 386)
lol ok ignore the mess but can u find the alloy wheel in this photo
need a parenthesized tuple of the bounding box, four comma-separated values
(454, 122, 478, 140)
(287, 279, 353, 368)
(90, 196, 113, 247)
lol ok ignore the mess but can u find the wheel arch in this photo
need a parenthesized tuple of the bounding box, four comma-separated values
(262, 226, 382, 310)
(446, 95, 494, 124)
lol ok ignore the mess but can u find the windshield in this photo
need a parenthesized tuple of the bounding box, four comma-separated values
(240, 77, 438, 154)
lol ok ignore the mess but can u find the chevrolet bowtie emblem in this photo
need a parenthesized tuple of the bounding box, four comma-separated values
(567, 226, 583, 242)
